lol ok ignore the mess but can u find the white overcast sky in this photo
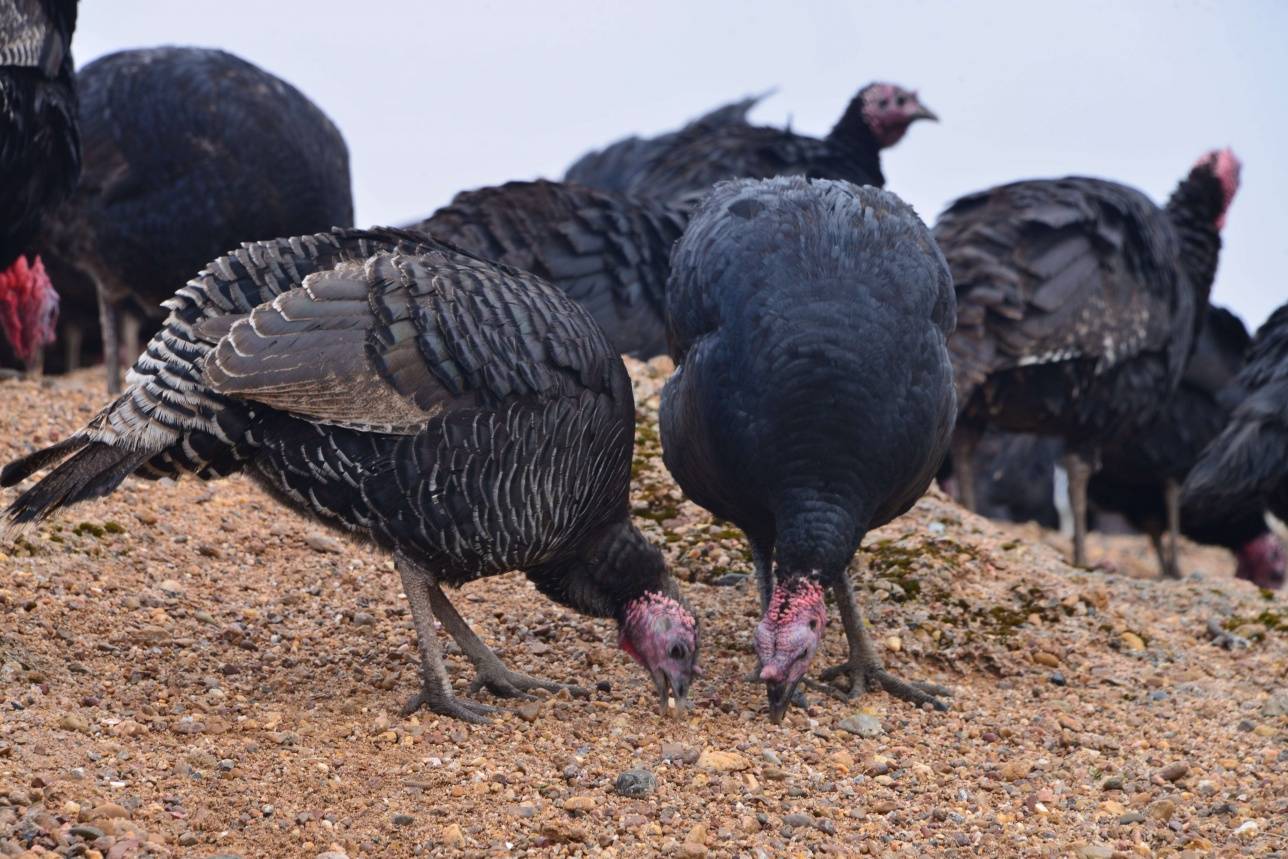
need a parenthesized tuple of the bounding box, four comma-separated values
(74, 0, 1286, 328)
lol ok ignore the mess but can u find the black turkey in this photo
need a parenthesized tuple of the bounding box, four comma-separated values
(408, 180, 688, 359)
(0, 0, 79, 375)
(38, 46, 353, 392)
(1184, 300, 1288, 590)
(939, 149, 1241, 568)
(564, 91, 767, 194)
(1090, 306, 1284, 587)
(1, 227, 699, 722)
(626, 82, 935, 204)
(661, 177, 956, 721)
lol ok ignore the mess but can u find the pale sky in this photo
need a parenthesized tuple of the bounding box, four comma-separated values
(74, 0, 1287, 328)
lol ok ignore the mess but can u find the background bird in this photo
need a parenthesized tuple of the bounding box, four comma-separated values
(660, 177, 956, 721)
(939, 149, 1241, 568)
(564, 91, 767, 195)
(1088, 305, 1285, 587)
(0, 0, 80, 376)
(408, 179, 688, 359)
(37, 46, 353, 392)
(1184, 300, 1288, 589)
(945, 431, 1061, 530)
(1, 227, 699, 722)
(573, 82, 935, 205)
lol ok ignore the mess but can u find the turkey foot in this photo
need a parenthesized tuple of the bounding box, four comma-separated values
(402, 686, 498, 723)
(467, 663, 586, 700)
(423, 578, 586, 701)
(825, 571, 951, 711)
(811, 659, 950, 710)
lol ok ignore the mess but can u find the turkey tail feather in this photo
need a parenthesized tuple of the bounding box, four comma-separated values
(3, 442, 150, 533)
(0, 435, 86, 487)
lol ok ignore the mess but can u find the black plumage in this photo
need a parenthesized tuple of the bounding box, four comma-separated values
(660, 177, 956, 720)
(0, 0, 79, 272)
(1088, 305, 1285, 584)
(408, 180, 688, 359)
(564, 92, 766, 194)
(965, 432, 1061, 530)
(619, 82, 935, 204)
(2, 227, 698, 721)
(938, 150, 1240, 568)
(38, 46, 354, 391)
(1184, 301, 1288, 588)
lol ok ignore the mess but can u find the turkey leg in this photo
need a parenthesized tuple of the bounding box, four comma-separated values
(396, 557, 497, 723)
(1161, 478, 1183, 579)
(1063, 450, 1096, 569)
(425, 579, 585, 700)
(812, 565, 950, 710)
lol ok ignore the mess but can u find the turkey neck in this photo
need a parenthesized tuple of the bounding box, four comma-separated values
(773, 494, 862, 588)
(824, 97, 885, 187)
(527, 517, 673, 620)
(1164, 171, 1224, 325)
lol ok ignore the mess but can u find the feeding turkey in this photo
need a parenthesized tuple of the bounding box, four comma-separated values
(1, 227, 699, 723)
(660, 177, 957, 721)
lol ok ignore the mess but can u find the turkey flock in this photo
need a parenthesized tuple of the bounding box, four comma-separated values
(1, 0, 1284, 728)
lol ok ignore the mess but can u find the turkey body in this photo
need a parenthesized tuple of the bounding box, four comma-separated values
(39, 46, 353, 390)
(0, 0, 80, 272)
(569, 83, 934, 206)
(938, 153, 1234, 567)
(410, 180, 688, 359)
(3, 228, 694, 721)
(1185, 301, 1288, 562)
(564, 93, 765, 195)
(661, 177, 956, 719)
(968, 432, 1061, 529)
(632, 122, 881, 205)
(1087, 306, 1279, 580)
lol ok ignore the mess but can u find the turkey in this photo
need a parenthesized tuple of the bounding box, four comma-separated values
(1, 227, 699, 722)
(408, 180, 688, 359)
(939, 149, 1241, 568)
(661, 177, 956, 721)
(1089, 306, 1284, 588)
(625, 82, 936, 204)
(38, 46, 353, 392)
(0, 0, 80, 375)
(1184, 300, 1288, 588)
(564, 91, 768, 194)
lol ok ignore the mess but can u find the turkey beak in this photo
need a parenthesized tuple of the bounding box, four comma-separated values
(911, 101, 938, 123)
(654, 669, 691, 718)
(765, 678, 799, 724)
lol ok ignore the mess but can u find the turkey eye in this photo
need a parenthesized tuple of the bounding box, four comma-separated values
(808, 619, 818, 631)
(896, 95, 907, 106)
(878, 99, 889, 109)
(669, 644, 687, 661)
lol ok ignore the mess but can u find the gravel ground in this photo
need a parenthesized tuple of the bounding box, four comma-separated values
(0, 364, 1284, 858)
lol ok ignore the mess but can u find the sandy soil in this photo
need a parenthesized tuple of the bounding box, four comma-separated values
(0, 364, 1284, 858)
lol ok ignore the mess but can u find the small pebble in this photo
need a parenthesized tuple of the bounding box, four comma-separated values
(392, 813, 413, 827)
(838, 713, 883, 738)
(614, 768, 657, 797)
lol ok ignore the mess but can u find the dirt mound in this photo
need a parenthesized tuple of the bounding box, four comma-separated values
(0, 366, 1283, 857)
